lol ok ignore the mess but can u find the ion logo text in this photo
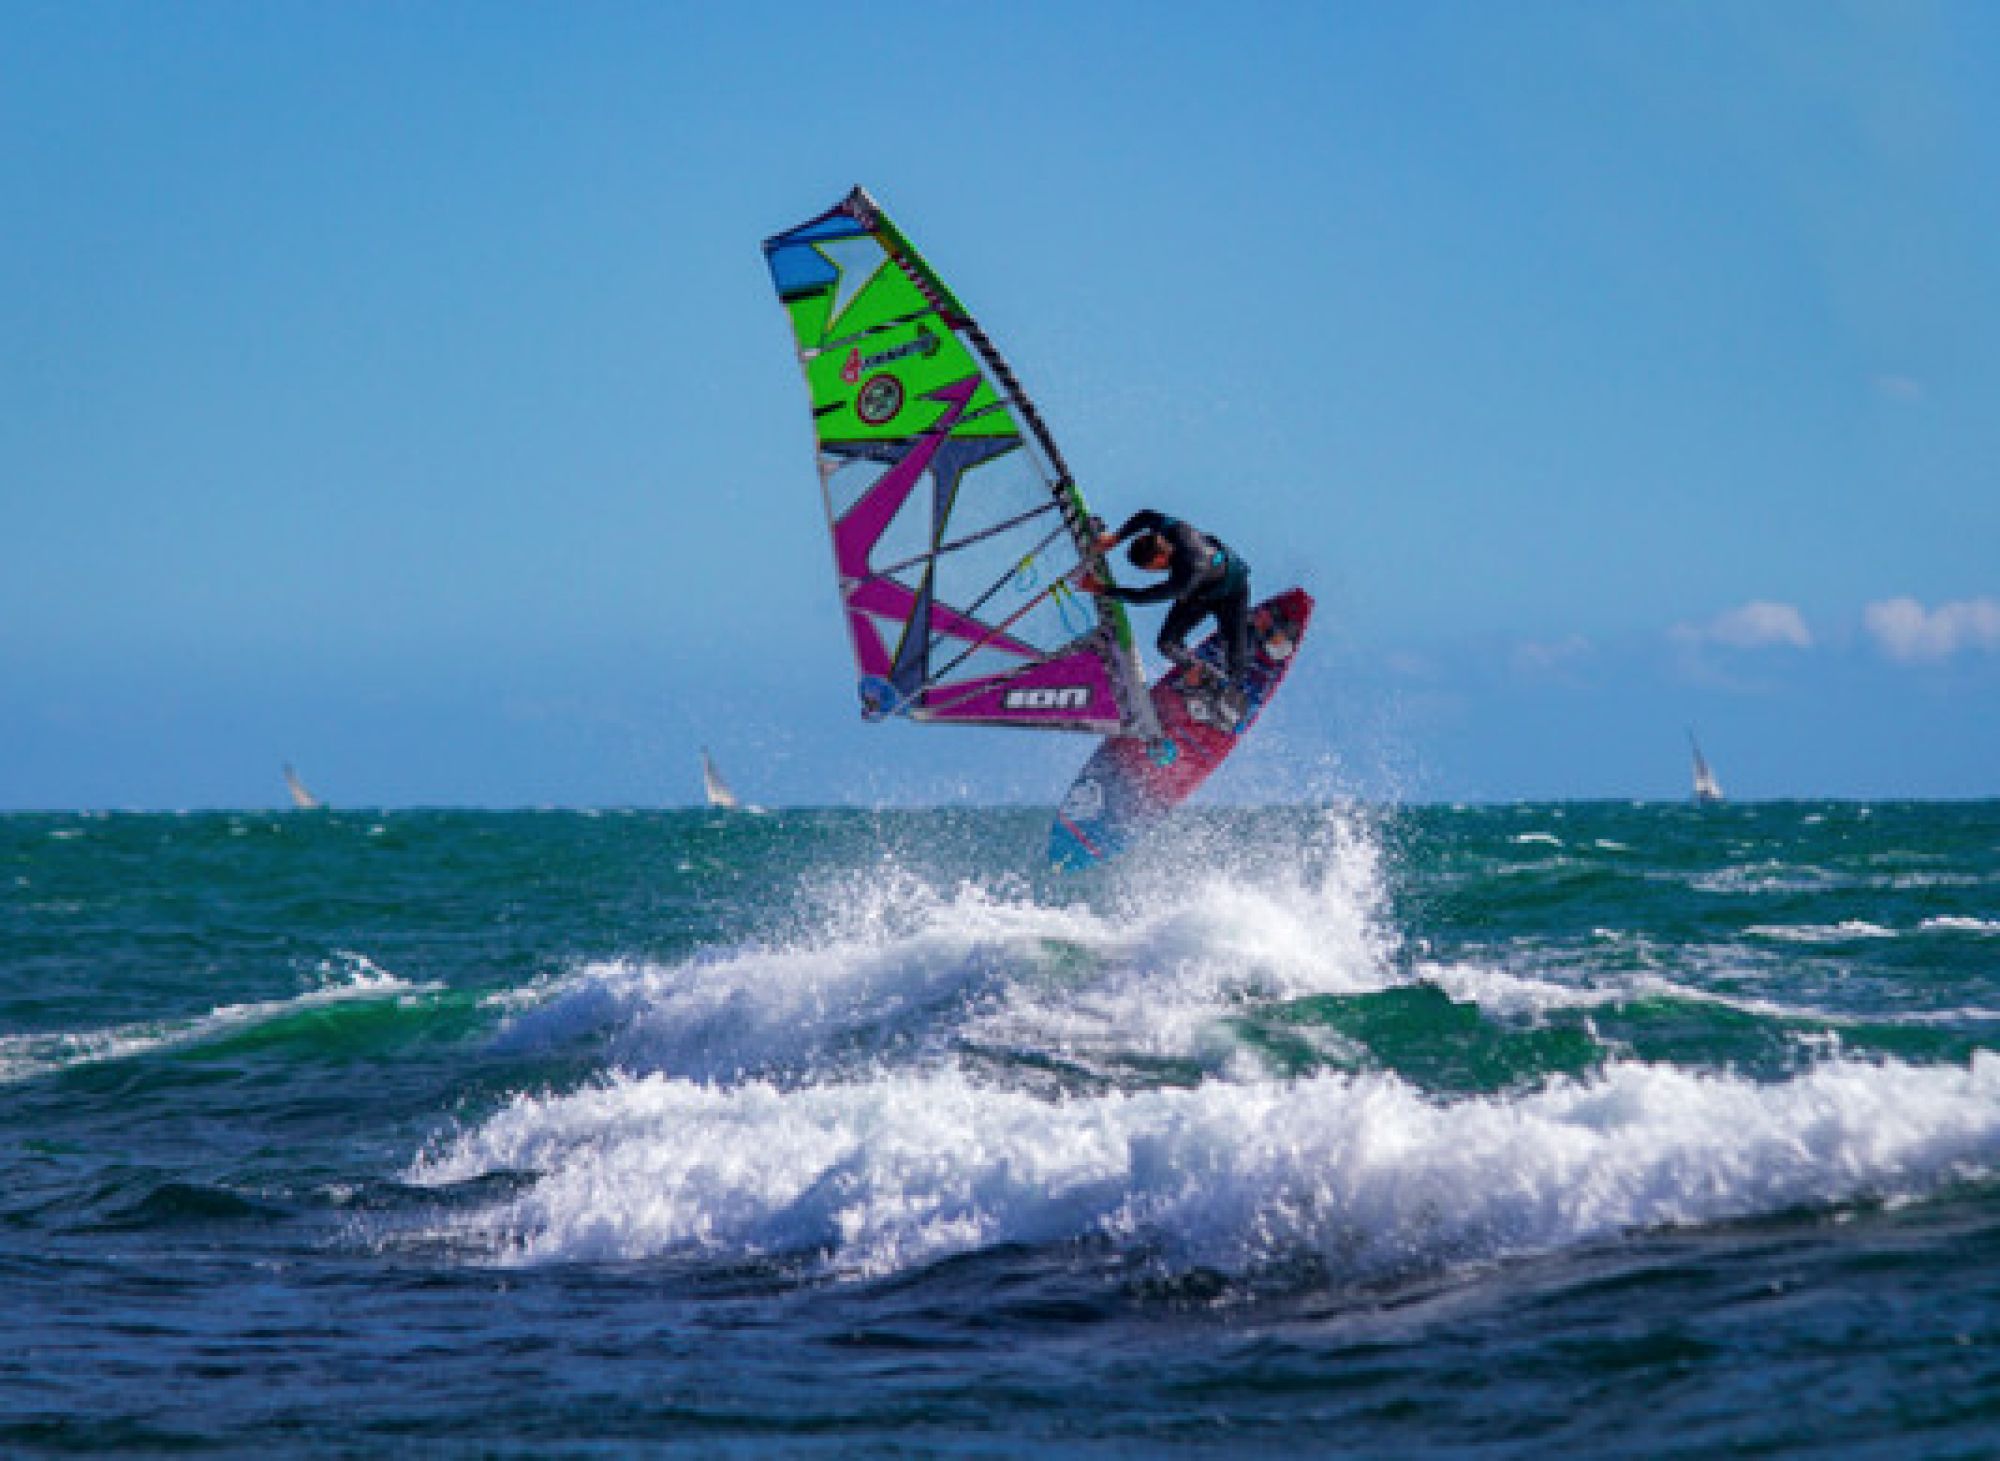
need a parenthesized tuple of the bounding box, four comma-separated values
(1003, 685, 1092, 711)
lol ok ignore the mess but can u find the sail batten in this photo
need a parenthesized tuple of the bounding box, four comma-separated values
(763, 188, 1157, 739)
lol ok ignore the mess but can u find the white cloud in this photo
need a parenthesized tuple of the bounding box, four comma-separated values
(1512, 634, 1592, 677)
(1872, 374, 1926, 403)
(1675, 601, 1814, 652)
(1864, 597, 2000, 664)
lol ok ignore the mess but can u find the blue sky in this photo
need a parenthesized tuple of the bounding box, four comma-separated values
(3, 1, 1996, 808)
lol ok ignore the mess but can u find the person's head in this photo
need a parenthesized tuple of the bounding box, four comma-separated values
(1127, 531, 1171, 572)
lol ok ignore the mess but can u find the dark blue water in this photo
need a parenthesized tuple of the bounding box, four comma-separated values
(4, 804, 1998, 1454)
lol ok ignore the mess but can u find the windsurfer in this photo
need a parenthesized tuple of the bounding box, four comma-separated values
(1076, 510, 1252, 728)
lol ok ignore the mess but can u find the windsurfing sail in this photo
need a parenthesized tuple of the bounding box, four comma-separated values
(283, 764, 322, 811)
(1688, 731, 1724, 805)
(700, 748, 740, 811)
(762, 187, 1158, 740)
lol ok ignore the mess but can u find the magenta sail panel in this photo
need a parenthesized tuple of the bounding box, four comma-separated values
(915, 646, 1126, 731)
(765, 187, 1158, 741)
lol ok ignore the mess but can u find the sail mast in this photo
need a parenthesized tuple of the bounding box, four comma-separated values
(762, 187, 1158, 740)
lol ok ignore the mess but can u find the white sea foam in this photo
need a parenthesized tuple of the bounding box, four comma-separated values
(495, 881, 1108, 1082)
(0, 953, 433, 1084)
(406, 808, 2000, 1283)
(1416, 950, 1990, 1034)
(496, 812, 1401, 1083)
(1747, 921, 1898, 945)
(1692, 863, 1845, 896)
(1418, 957, 1612, 1020)
(408, 1054, 2000, 1279)
(1923, 917, 2000, 935)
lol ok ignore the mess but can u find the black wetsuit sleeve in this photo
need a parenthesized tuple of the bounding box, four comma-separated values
(1102, 549, 1199, 606)
(1111, 509, 1169, 542)
(1102, 509, 1208, 604)
(1102, 577, 1180, 606)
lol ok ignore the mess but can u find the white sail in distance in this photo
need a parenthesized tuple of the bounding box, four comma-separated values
(701, 749, 740, 811)
(1688, 732, 1724, 805)
(284, 764, 323, 811)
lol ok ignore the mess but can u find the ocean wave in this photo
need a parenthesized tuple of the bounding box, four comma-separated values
(405, 1054, 2000, 1281)
(0, 953, 434, 1084)
(1412, 951, 2000, 1039)
(1747, 922, 1899, 945)
(1922, 917, 2000, 935)
(492, 812, 1400, 1085)
(1690, 863, 1846, 896)
(1877, 874, 1985, 891)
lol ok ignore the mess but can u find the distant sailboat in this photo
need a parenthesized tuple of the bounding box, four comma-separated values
(283, 764, 324, 811)
(1688, 731, 1724, 806)
(700, 748, 741, 812)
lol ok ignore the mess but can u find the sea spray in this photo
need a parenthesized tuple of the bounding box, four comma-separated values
(9, 803, 2000, 1453)
(405, 806, 2000, 1286)
(489, 805, 1401, 1085)
(408, 1056, 2000, 1278)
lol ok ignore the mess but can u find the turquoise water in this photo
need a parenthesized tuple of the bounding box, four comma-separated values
(3, 803, 1998, 1454)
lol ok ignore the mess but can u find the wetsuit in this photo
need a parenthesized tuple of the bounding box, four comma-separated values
(1099, 510, 1253, 686)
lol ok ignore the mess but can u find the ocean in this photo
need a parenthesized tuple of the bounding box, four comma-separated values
(3, 802, 1997, 1455)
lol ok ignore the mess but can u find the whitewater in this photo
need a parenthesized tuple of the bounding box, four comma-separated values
(3, 802, 1997, 1453)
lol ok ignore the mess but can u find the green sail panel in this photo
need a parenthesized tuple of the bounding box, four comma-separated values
(763, 187, 1157, 739)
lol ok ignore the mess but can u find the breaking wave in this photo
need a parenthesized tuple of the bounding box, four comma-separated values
(403, 810, 2000, 1283)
